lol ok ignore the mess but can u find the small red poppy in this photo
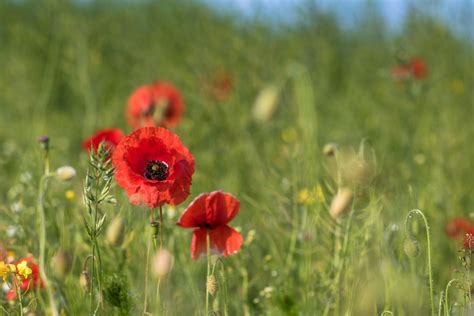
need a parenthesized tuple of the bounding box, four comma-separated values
(126, 81, 184, 129)
(177, 191, 243, 260)
(82, 128, 125, 154)
(6, 255, 44, 301)
(203, 71, 234, 101)
(445, 217, 472, 239)
(112, 127, 194, 208)
(410, 57, 428, 79)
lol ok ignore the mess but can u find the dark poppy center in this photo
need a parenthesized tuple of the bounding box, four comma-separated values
(144, 160, 169, 181)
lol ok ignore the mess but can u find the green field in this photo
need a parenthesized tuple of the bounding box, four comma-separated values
(0, 0, 473, 315)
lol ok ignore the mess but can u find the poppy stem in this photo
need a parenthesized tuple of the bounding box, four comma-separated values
(206, 230, 211, 316)
(159, 205, 164, 250)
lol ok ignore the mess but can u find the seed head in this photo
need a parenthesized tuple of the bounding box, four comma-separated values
(56, 166, 77, 181)
(207, 275, 218, 296)
(106, 217, 125, 247)
(329, 188, 353, 219)
(253, 85, 280, 123)
(323, 143, 338, 156)
(403, 238, 421, 258)
(80, 271, 91, 293)
(152, 249, 173, 278)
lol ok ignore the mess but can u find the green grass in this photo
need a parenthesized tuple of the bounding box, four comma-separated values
(0, 0, 473, 315)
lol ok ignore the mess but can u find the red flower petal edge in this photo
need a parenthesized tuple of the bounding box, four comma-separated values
(82, 128, 125, 154)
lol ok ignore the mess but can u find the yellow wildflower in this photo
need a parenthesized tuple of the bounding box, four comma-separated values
(65, 190, 75, 201)
(298, 188, 311, 204)
(450, 79, 464, 95)
(0, 261, 9, 279)
(16, 260, 32, 279)
(281, 128, 297, 143)
(314, 184, 325, 203)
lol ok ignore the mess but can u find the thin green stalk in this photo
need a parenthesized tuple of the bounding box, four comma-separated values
(438, 291, 444, 316)
(206, 230, 211, 315)
(143, 235, 151, 315)
(445, 279, 458, 316)
(37, 173, 58, 316)
(405, 209, 435, 316)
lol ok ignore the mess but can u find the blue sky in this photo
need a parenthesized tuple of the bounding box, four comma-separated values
(201, 0, 473, 36)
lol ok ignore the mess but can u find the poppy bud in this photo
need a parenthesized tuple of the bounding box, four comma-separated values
(252, 85, 280, 123)
(52, 249, 72, 278)
(403, 238, 420, 258)
(207, 275, 218, 296)
(37, 135, 50, 151)
(464, 233, 474, 250)
(329, 188, 353, 219)
(56, 166, 76, 181)
(106, 217, 125, 247)
(152, 249, 173, 278)
(80, 271, 91, 293)
(323, 143, 338, 156)
(150, 221, 160, 238)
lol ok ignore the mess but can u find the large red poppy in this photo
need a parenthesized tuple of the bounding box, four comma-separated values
(112, 127, 194, 208)
(82, 128, 125, 154)
(6, 255, 44, 301)
(177, 191, 243, 260)
(126, 81, 184, 129)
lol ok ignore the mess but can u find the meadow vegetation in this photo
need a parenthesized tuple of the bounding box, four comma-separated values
(0, 0, 473, 315)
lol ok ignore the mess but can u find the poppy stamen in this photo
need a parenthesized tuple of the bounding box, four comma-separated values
(145, 160, 169, 181)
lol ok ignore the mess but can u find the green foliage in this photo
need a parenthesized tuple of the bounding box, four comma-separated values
(0, 0, 472, 315)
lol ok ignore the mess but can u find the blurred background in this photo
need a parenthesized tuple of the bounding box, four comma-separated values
(0, 0, 473, 315)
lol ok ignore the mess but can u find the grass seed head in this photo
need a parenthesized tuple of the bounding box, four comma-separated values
(56, 166, 77, 181)
(207, 275, 218, 296)
(106, 217, 126, 247)
(152, 249, 173, 278)
(329, 188, 353, 219)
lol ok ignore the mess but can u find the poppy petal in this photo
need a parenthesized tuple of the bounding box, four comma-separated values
(190, 228, 207, 260)
(177, 193, 209, 228)
(209, 225, 242, 257)
(206, 191, 240, 227)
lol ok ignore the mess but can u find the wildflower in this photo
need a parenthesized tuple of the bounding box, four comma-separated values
(450, 79, 464, 94)
(177, 191, 243, 260)
(253, 85, 280, 123)
(410, 57, 428, 79)
(329, 188, 353, 219)
(65, 190, 75, 201)
(391, 57, 428, 81)
(56, 166, 76, 181)
(16, 260, 32, 279)
(297, 185, 325, 205)
(6, 256, 44, 300)
(82, 128, 124, 154)
(126, 81, 184, 129)
(445, 218, 473, 239)
(203, 71, 234, 101)
(112, 127, 195, 208)
(0, 261, 13, 280)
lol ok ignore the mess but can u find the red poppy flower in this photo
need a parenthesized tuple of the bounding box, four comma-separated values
(6, 255, 44, 301)
(177, 191, 243, 260)
(126, 81, 184, 129)
(445, 217, 472, 238)
(203, 71, 234, 101)
(410, 57, 428, 79)
(82, 128, 125, 154)
(112, 127, 194, 208)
